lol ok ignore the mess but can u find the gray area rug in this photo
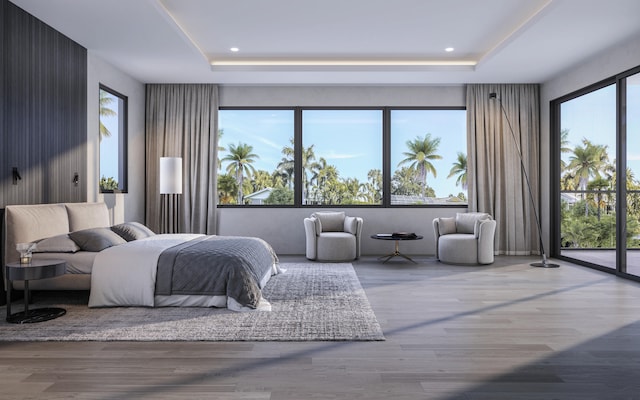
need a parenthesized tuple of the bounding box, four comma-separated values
(0, 263, 384, 341)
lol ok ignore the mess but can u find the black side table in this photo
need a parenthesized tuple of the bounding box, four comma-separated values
(370, 234, 424, 263)
(5, 259, 67, 324)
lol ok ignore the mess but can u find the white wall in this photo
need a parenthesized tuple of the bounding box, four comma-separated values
(217, 85, 467, 255)
(87, 52, 146, 225)
(540, 32, 640, 253)
(219, 207, 462, 256)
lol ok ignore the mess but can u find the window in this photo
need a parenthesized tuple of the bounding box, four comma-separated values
(99, 85, 127, 193)
(302, 109, 383, 205)
(218, 107, 467, 207)
(217, 109, 295, 205)
(625, 71, 640, 277)
(390, 109, 467, 205)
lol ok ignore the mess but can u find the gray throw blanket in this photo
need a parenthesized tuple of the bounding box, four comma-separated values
(155, 236, 278, 309)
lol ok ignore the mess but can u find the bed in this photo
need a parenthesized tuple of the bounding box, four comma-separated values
(3, 202, 280, 311)
(88, 233, 280, 311)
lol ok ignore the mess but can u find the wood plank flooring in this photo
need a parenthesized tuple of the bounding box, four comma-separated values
(1, 255, 640, 399)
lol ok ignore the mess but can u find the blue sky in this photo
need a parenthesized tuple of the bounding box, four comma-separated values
(99, 91, 120, 182)
(218, 109, 467, 197)
(561, 79, 640, 184)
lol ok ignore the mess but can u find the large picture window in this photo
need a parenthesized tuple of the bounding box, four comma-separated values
(99, 85, 127, 193)
(302, 109, 383, 205)
(390, 109, 467, 205)
(217, 109, 295, 205)
(218, 107, 467, 207)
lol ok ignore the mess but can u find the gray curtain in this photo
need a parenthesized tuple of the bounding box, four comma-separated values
(466, 84, 541, 255)
(145, 84, 218, 234)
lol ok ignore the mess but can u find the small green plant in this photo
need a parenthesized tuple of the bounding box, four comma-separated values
(99, 176, 119, 191)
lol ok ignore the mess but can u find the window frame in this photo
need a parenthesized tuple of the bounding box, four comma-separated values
(217, 106, 467, 208)
(98, 84, 128, 194)
(551, 64, 640, 281)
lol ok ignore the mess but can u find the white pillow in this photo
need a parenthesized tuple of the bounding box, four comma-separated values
(344, 216, 359, 234)
(437, 217, 456, 235)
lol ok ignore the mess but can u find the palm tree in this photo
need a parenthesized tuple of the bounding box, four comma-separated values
(216, 129, 225, 170)
(587, 177, 610, 221)
(279, 138, 317, 203)
(217, 174, 238, 205)
(99, 89, 116, 139)
(397, 133, 442, 201)
(301, 144, 317, 204)
(447, 152, 467, 190)
(391, 166, 421, 196)
(559, 128, 571, 171)
(221, 142, 259, 204)
(314, 161, 339, 204)
(277, 138, 295, 190)
(567, 140, 606, 216)
(252, 170, 273, 192)
(366, 169, 383, 204)
(344, 177, 365, 203)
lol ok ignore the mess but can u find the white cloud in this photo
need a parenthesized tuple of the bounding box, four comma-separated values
(251, 134, 282, 150)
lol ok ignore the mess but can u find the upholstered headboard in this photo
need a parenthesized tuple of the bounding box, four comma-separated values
(3, 202, 110, 266)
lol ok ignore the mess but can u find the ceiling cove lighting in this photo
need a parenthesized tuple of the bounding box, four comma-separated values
(210, 59, 476, 71)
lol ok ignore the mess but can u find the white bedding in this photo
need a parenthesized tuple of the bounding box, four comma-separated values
(88, 234, 278, 311)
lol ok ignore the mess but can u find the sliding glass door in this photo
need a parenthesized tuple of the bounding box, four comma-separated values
(553, 66, 640, 279)
(558, 84, 617, 269)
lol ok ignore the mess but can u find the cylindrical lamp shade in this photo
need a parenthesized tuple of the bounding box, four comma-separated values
(159, 157, 183, 194)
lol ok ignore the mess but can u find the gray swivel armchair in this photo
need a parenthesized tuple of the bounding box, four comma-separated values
(433, 212, 496, 265)
(304, 211, 363, 261)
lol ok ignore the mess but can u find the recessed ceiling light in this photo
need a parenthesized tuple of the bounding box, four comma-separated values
(230, 47, 239, 52)
(445, 47, 454, 52)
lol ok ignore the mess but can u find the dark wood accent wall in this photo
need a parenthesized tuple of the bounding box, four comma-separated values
(1, 0, 87, 208)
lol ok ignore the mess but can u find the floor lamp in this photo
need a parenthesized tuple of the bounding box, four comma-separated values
(160, 157, 182, 234)
(489, 93, 559, 268)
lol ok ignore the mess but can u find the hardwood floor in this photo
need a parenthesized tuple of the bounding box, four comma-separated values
(1, 255, 640, 399)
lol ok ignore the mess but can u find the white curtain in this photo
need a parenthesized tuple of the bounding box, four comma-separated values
(145, 84, 218, 234)
(466, 84, 541, 255)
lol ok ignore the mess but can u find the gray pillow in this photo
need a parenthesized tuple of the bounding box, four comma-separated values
(313, 211, 345, 232)
(69, 227, 127, 252)
(111, 222, 156, 242)
(34, 234, 81, 253)
(456, 213, 490, 234)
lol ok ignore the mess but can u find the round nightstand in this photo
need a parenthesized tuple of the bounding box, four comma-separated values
(5, 259, 67, 324)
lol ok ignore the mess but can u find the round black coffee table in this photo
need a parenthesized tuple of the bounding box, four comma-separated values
(371, 234, 423, 263)
(5, 259, 67, 323)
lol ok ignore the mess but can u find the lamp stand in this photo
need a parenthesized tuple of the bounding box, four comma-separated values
(161, 193, 180, 234)
(490, 92, 559, 269)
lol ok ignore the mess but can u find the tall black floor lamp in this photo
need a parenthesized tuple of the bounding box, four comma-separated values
(489, 93, 559, 268)
(160, 157, 182, 234)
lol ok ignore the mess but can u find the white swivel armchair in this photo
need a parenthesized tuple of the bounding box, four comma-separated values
(304, 211, 363, 261)
(433, 212, 496, 265)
